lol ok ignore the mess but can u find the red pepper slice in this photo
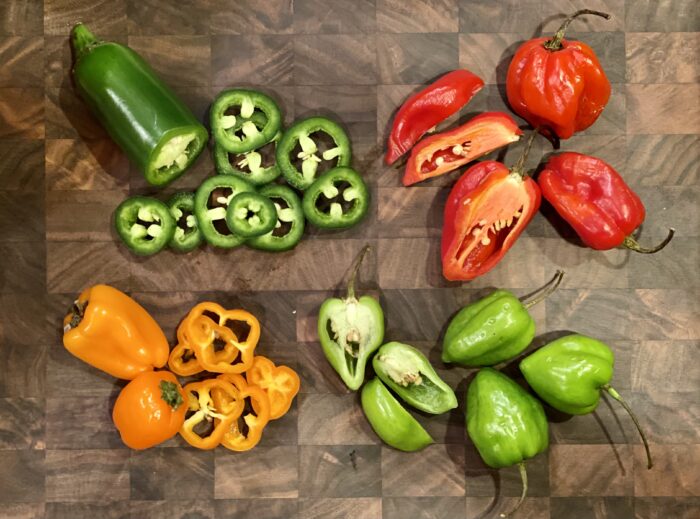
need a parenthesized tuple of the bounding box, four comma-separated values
(385, 69, 484, 165)
(402, 112, 521, 186)
(538, 152, 674, 253)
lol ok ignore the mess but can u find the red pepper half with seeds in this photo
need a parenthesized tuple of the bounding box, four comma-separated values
(402, 112, 521, 186)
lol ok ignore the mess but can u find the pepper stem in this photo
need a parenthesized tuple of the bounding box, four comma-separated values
(70, 23, 99, 61)
(500, 462, 528, 518)
(543, 9, 611, 51)
(523, 270, 565, 309)
(347, 244, 371, 300)
(510, 131, 537, 178)
(622, 228, 674, 254)
(159, 380, 184, 411)
(64, 299, 87, 332)
(603, 384, 653, 469)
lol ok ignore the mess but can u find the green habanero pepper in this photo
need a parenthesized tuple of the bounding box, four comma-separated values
(277, 116, 351, 190)
(442, 270, 564, 367)
(114, 196, 176, 256)
(467, 368, 549, 518)
(71, 24, 207, 187)
(167, 192, 203, 253)
(211, 89, 282, 154)
(225, 192, 277, 238)
(520, 334, 653, 469)
(373, 342, 457, 414)
(194, 175, 255, 249)
(302, 167, 369, 230)
(317, 245, 384, 390)
(361, 377, 434, 452)
(246, 185, 305, 252)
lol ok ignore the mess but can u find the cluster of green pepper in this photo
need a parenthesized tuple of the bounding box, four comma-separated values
(318, 248, 652, 516)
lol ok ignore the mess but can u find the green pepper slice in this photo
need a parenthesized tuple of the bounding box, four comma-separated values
(302, 167, 369, 229)
(373, 342, 457, 415)
(247, 185, 305, 252)
(225, 192, 277, 238)
(194, 175, 255, 248)
(361, 378, 434, 452)
(276, 117, 351, 190)
(211, 89, 282, 154)
(114, 196, 175, 256)
(167, 192, 203, 253)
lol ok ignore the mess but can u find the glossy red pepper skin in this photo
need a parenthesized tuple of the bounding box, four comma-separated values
(385, 69, 484, 165)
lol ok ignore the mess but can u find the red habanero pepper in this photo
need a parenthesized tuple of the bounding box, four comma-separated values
(506, 9, 611, 140)
(441, 133, 541, 281)
(538, 153, 675, 253)
(385, 69, 484, 165)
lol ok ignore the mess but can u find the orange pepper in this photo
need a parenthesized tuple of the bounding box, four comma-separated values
(112, 370, 186, 449)
(62, 284, 169, 380)
(168, 324, 203, 377)
(246, 356, 300, 420)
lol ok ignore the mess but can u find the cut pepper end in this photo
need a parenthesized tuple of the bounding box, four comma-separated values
(70, 23, 99, 61)
(622, 228, 674, 254)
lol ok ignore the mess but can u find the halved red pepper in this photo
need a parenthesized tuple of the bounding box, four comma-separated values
(538, 152, 674, 252)
(441, 133, 541, 281)
(402, 112, 521, 186)
(385, 69, 484, 165)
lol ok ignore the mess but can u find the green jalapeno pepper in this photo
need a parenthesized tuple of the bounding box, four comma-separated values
(167, 192, 203, 253)
(211, 89, 282, 154)
(317, 245, 384, 390)
(225, 192, 277, 238)
(520, 334, 653, 469)
(302, 167, 369, 229)
(373, 342, 457, 415)
(442, 271, 564, 367)
(361, 377, 434, 452)
(194, 175, 255, 249)
(114, 196, 176, 256)
(467, 368, 549, 518)
(276, 116, 351, 190)
(71, 24, 207, 187)
(246, 185, 305, 252)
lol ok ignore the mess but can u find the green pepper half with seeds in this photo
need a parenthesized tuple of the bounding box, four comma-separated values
(194, 175, 255, 248)
(302, 167, 369, 229)
(114, 196, 175, 256)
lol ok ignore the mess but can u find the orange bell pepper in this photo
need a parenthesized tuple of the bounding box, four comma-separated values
(62, 284, 169, 380)
(112, 370, 186, 449)
(246, 356, 300, 420)
(168, 324, 203, 377)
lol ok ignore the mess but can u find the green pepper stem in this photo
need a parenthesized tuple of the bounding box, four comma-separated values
(159, 380, 184, 410)
(347, 244, 371, 300)
(543, 9, 611, 51)
(500, 462, 528, 518)
(71, 23, 99, 61)
(523, 270, 565, 309)
(603, 384, 653, 469)
(622, 228, 674, 254)
(510, 131, 537, 178)
(64, 299, 87, 332)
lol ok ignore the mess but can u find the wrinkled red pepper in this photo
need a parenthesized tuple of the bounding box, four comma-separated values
(385, 69, 484, 165)
(538, 152, 675, 253)
(441, 133, 541, 281)
(402, 112, 521, 186)
(506, 9, 611, 140)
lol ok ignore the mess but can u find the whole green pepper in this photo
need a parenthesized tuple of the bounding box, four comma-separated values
(361, 377, 433, 452)
(373, 342, 457, 414)
(71, 24, 207, 187)
(520, 333, 653, 469)
(467, 368, 548, 518)
(442, 270, 564, 367)
(317, 245, 384, 390)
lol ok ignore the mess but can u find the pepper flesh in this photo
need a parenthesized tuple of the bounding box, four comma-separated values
(168, 192, 203, 253)
(246, 356, 300, 420)
(114, 196, 176, 256)
(180, 379, 243, 450)
(214, 374, 271, 452)
(302, 167, 369, 230)
(247, 185, 306, 252)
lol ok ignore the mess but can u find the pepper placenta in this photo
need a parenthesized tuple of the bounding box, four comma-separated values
(539, 152, 675, 253)
(373, 342, 457, 414)
(317, 245, 385, 390)
(62, 284, 170, 380)
(386, 69, 485, 165)
(225, 192, 278, 238)
(520, 334, 653, 469)
(441, 132, 541, 281)
(214, 373, 271, 452)
(506, 9, 611, 140)
(277, 117, 351, 190)
(71, 24, 207, 186)
(167, 192, 203, 253)
(467, 368, 549, 517)
(247, 184, 305, 252)
(302, 167, 369, 229)
(114, 196, 176, 256)
(402, 112, 522, 186)
(361, 378, 434, 452)
(194, 174, 255, 248)
(112, 371, 186, 449)
(246, 356, 300, 420)
(442, 271, 564, 366)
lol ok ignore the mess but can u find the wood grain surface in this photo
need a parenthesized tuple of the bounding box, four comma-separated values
(0, 1, 698, 518)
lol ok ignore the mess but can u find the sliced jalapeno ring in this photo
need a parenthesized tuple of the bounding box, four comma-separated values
(194, 175, 255, 249)
(302, 167, 369, 230)
(225, 192, 277, 238)
(276, 116, 351, 190)
(247, 185, 305, 252)
(167, 192, 203, 253)
(114, 196, 175, 256)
